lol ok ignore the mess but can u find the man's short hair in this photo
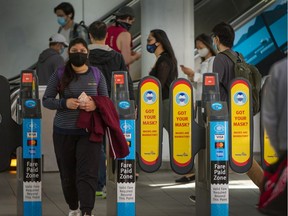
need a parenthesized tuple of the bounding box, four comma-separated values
(89, 21, 107, 41)
(212, 22, 235, 48)
(54, 2, 75, 20)
(114, 6, 135, 20)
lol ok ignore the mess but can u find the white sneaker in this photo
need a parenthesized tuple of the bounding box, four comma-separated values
(68, 209, 81, 216)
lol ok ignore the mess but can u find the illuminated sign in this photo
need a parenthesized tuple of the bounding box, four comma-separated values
(114, 74, 124, 84)
(204, 76, 216, 86)
(22, 73, 33, 83)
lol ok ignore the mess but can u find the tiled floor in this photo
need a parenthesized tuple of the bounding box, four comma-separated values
(0, 168, 263, 216)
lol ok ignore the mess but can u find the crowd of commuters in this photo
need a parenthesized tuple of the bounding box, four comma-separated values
(37, 2, 286, 216)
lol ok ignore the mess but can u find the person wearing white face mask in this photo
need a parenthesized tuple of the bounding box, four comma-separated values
(180, 33, 217, 101)
(176, 34, 216, 195)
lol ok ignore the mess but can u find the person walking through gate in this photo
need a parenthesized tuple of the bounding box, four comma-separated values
(178, 33, 217, 202)
(42, 38, 108, 216)
(88, 20, 135, 197)
(211, 22, 263, 188)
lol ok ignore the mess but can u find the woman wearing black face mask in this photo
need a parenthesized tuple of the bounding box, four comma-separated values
(43, 38, 109, 216)
(147, 29, 178, 133)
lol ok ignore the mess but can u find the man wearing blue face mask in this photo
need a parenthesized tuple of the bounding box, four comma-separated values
(36, 33, 68, 85)
(54, 2, 89, 44)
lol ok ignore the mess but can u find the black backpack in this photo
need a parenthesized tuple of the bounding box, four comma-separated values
(72, 21, 90, 40)
(58, 21, 90, 41)
(222, 50, 262, 115)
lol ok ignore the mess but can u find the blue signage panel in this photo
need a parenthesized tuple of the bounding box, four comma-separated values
(210, 121, 229, 216)
(22, 118, 42, 216)
(117, 119, 136, 216)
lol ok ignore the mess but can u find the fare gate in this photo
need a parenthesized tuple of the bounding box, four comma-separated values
(17, 70, 42, 216)
(107, 71, 136, 216)
(136, 73, 256, 216)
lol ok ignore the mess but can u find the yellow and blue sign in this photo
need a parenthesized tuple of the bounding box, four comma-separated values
(137, 76, 162, 173)
(261, 128, 278, 169)
(229, 79, 253, 173)
(170, 78, 193, 174)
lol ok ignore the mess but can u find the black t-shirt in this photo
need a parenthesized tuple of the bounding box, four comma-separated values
(149, 52, 178, 100)
(212, 49, 236, 102)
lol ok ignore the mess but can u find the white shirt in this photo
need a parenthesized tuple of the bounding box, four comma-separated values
(193, 56, 215, 101)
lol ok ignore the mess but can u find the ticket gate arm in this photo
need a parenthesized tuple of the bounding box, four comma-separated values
(169, 78, 195, 175)
(136, 76, 162, 173)
(228, 78, 253, 173)
(260, 76, 278, 169)
(192, 120, 206, 157)
(0, 75, 22, 172)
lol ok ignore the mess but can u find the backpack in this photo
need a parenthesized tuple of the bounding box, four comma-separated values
(57, 66, 100, 94)
(57, 21, 90, 42)
(72, 21, 90, 40)
(222, 50, 262, 115)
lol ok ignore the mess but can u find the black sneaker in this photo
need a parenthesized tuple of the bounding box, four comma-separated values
(189, 195, 196, 204)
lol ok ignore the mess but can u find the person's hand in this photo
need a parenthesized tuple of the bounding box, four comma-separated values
(78, 96, 96, 112)
(180, 65, 194, 81)
(66, 98, 80, 110)
(132, 51, 141, 60)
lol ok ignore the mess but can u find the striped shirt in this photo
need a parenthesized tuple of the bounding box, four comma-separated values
(42, 66, 108, 134)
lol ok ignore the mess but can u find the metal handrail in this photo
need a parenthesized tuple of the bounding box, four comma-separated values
(98, 0, 133, 24)
(231, 0, 276, 30)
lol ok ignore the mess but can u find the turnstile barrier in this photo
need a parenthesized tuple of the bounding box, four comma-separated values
(107, 71, 136, 216)
(17, 70, 42, 216)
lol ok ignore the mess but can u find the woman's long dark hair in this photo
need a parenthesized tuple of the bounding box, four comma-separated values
(195, 33, 217, 62)
(60, 38, 88, 93)
(150, 29, 178, 77)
